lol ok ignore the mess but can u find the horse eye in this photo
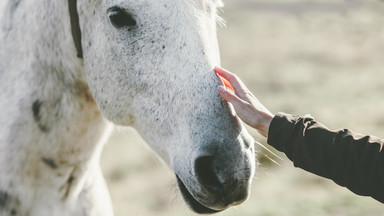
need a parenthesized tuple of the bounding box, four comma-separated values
(108, 7, 137, 29)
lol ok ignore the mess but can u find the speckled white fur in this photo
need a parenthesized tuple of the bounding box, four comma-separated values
(0, 0, 255, 215)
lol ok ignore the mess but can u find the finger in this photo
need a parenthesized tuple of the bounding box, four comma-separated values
(219, 86, 254, 121)
(216, 74, 235, 92)
(218, 85, 246, 109)
(214, 67, 249, 99)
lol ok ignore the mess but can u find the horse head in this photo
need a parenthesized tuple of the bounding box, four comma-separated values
(77, 0, 255, 213)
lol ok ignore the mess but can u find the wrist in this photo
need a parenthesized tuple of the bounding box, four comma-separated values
(256, 113, 274, 138)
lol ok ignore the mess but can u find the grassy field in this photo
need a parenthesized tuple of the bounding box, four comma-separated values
(101, 0, 384, 215)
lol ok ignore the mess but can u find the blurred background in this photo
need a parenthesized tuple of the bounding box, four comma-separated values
(100, 0, 384, 215)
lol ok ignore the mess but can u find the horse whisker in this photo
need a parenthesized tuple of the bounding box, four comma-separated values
(254, 140, 284, 161)
(261, 152, 282, 167)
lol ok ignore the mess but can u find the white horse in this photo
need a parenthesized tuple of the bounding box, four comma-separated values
(0, 0, 255, 215)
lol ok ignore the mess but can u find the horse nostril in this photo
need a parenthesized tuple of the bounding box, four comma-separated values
(194, 156, 224, 193)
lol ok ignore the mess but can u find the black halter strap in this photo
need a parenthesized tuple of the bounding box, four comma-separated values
(68, 0, 83, 59)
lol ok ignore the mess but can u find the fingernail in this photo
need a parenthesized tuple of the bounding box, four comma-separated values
(214, 66, 222, 73)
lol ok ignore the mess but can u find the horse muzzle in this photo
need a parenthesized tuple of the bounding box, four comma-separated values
(176, 150, 254, 214)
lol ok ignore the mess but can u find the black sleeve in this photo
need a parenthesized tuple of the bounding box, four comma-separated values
(267, 112, 384, 203)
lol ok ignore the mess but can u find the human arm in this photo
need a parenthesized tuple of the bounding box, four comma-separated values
(269, 113, 384, 203)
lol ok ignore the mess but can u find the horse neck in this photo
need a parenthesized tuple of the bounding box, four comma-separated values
(0, 0, 111, 194)
(1, 0, 82, 72)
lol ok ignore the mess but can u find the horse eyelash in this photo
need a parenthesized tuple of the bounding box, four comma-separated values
(214, 0, 224, 8)
(215, 7, 226, 28)
(216, 13, 226, 27)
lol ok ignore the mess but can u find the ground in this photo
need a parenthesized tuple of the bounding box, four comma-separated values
(100, 0, 384, 215)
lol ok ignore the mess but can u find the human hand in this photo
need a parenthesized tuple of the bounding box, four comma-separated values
(215, 67, 274, 138)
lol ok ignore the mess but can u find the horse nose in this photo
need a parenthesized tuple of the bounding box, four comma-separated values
(194, 156, 247, 205)
(195, 156, 224, 193)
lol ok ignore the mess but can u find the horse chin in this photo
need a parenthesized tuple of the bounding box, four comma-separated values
(176, 175, 223, 214)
